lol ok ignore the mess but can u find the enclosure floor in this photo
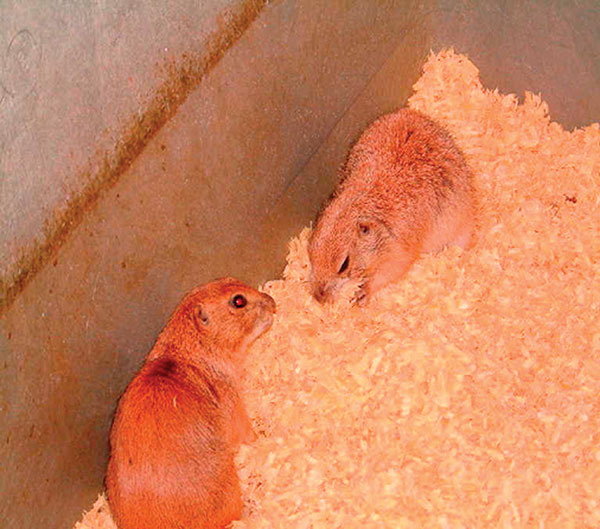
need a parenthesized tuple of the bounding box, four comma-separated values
(75, 50, 600, 529)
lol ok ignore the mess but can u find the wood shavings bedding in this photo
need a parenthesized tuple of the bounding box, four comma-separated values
(74, 49, 600, 529)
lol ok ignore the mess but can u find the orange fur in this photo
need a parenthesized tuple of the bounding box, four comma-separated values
(309, 108, 475, 304)
(105, 278, 276, 529)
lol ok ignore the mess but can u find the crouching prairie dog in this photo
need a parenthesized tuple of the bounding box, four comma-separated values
(105, 277, 276, 529)
(309, 108, 475, 305)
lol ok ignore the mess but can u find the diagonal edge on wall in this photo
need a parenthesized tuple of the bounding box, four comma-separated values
(0, 0, 268, 318)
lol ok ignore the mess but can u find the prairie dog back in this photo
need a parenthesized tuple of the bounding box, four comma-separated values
(309, 108, 475, 304)
(105, 277, 276, 529)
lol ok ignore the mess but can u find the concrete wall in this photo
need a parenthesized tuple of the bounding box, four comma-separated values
(0, 0, 265, 313)
(432, 0, 600, 129)
(1, 1, 598, 528)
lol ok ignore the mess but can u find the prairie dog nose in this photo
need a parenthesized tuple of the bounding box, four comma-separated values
(260, 292, 276, 314)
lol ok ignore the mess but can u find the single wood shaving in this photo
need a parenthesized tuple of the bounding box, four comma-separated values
(74, 49, 600, 529)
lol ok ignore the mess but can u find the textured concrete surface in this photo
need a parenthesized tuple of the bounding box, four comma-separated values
(0, 0, 265, 313)
(1, 1, 599, 528)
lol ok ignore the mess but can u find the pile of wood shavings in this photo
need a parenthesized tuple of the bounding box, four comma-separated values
(74, 49, 600, 529)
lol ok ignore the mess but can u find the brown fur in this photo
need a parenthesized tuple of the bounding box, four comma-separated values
(309, 108, 475, 304)
(105, 277, 276, 529)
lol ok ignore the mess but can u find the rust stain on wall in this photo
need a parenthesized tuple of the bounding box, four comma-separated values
(0, 0, 268, 317)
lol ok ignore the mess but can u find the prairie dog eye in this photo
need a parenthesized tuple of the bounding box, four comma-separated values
(358, 223, 370, 235)
(338, 256, 349, 274)
(231, 294, 247, 309)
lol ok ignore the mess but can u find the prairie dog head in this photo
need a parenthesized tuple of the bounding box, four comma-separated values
(161, 277, 276, 357)
(308, 200, 391, 304)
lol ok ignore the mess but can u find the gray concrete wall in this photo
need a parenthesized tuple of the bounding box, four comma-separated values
(1, 0, 252, 303)
(0, 1, 598, 528)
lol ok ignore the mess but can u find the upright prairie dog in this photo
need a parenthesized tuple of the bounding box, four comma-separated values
(309, 108, 475, 304)
(105, 277, 276, 529)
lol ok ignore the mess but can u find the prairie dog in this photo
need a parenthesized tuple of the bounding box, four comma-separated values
(309, 108, 475, 304)
(105, 277, 276, 529)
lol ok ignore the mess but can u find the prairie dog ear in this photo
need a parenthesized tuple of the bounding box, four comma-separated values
(357, 221, 372, 236)
(191, 304, 210, 329)
(357, 218, 390, 238)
